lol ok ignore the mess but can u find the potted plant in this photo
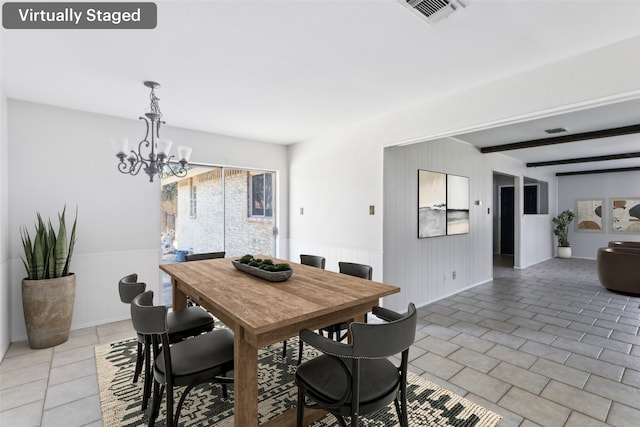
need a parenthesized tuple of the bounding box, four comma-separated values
(552, 209, 575, 259)
(20, 206, 77, 349)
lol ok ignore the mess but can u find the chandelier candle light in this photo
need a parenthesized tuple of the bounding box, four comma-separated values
(113, 81, 192, 182)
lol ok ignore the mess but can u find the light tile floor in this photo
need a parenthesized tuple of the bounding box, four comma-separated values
(1, 257, 639, 426)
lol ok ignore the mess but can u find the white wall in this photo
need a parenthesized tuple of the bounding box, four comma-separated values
(558, 169, 640, 259)
(288, 37, 636, 311)
(6, 100, 288, 342)
(1, 76, 10, 359)
(382, 139, 557, 312)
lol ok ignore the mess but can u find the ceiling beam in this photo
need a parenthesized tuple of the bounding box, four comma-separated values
(527, 152, 640, 167)
(556, 166, 640, 176)
(480, 124, 640, 153)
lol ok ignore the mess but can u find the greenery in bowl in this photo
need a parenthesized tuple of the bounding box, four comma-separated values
(239, 254, 291, 272)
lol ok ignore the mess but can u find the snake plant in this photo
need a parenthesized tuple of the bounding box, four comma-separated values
(20, 206, 77, 280)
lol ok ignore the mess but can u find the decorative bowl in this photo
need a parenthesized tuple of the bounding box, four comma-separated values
(232, 260, 293, 282)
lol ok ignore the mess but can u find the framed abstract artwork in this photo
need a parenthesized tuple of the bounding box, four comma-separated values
(446, 174, 469, 235)
(418, 170, 470, 238)
(576, 199, 603, 232)
(418, 170, 446, 238)
(610, 197, 640, 233)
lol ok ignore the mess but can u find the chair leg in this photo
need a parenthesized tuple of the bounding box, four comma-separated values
(166, 383, 174, 427)
(296, 389, 305, 427)
(148, 382, 163, 427)
(335, 414, 348, 427)
(142, 336, 152, 410)
(133, 341, 144, 383)
(282, 339, 287, 358)
(297, 339, 304, 365)
(175, 384, 196, 427)
(394, 398, 403, 427)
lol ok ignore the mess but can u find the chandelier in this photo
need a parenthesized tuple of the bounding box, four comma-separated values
(113, 81, 192, 182)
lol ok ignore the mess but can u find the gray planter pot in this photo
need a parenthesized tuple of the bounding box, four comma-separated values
(22, 274, 76, 349)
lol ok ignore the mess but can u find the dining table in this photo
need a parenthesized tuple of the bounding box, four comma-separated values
(159, 256, 400, 427)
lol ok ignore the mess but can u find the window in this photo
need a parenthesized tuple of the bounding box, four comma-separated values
(523, 177, 548, 215)
(189, 178, 197, 218)
(250, 173, 273, 217)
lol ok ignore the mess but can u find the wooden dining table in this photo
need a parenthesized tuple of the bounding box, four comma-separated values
(159, 256, 400, 427)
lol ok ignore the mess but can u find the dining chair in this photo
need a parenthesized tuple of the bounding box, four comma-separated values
(184, 251, 225, 307)
(295, 303, 417, 427)
(320, 262, 373, 342)
(299, 254, 326, 269)
(338, 261, 373, 280)
(185, 251, 226, 261)
(131, 290, 235, 427)
(282, 254, 326, 362)
(118, 273, 215, 410)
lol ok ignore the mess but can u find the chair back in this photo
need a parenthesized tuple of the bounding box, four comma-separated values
(185, 251, 226, 261)
(118, 273, 146, 304)
(130, 290, 169, 335)
(300, 254, 326, 269)
(351, 303, 416, 359)
(338, 262, 372, 280)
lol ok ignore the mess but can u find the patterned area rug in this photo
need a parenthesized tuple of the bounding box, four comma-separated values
(95, 337, 502, 427)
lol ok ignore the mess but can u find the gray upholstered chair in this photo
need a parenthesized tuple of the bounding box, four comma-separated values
(282, 254, 327, 362)
(338, 261, 373, 280)
(299, 254, 326, 269)
(185, 251, 226, 261)
(118, 273, 215, 410)
(131, 290, 234, 427)
(184, 251, 225, 307)
(320, 262, 373, 342)
(295, 303, 417, 427)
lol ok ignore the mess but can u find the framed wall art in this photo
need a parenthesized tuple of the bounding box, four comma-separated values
(418, 170, 446, 238)
(446, 174, 469, 235)
(418, 170, 470, 238)
(610, 197, 640, 233)
(576, 199, 603, 232)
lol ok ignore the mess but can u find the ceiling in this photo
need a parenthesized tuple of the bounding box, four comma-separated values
(2, 0, 640, 175)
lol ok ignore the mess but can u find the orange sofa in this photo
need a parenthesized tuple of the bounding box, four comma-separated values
(597, 243, 640, 295)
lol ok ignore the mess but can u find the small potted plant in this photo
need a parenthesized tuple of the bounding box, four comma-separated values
(552, 209, 575, 259)
(20, 206, 77, 349)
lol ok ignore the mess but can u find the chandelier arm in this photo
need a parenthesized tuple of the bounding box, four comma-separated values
(140, 116, 151, 142)
(162, 157, 189, 178)
(117, 156, 147, 176)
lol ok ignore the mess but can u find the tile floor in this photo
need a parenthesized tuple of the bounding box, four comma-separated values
(1, 257, 639, 426)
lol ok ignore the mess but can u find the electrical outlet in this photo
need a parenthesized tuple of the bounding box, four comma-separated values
(369, 205, 375, 215)
(452, 271, 456, 280)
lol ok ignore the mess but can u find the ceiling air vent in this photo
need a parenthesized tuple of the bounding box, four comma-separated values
(545, 127, 568, 134)
(399, 0, 466, 24)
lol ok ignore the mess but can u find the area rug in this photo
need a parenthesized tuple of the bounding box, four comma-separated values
(96, 337, 502, 427)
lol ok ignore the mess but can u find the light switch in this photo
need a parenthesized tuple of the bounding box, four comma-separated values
(369, 205, 375, 215)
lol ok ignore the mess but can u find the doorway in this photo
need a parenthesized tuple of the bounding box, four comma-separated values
(493, 173, 515, 269)
(500, 186, 515, 256)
